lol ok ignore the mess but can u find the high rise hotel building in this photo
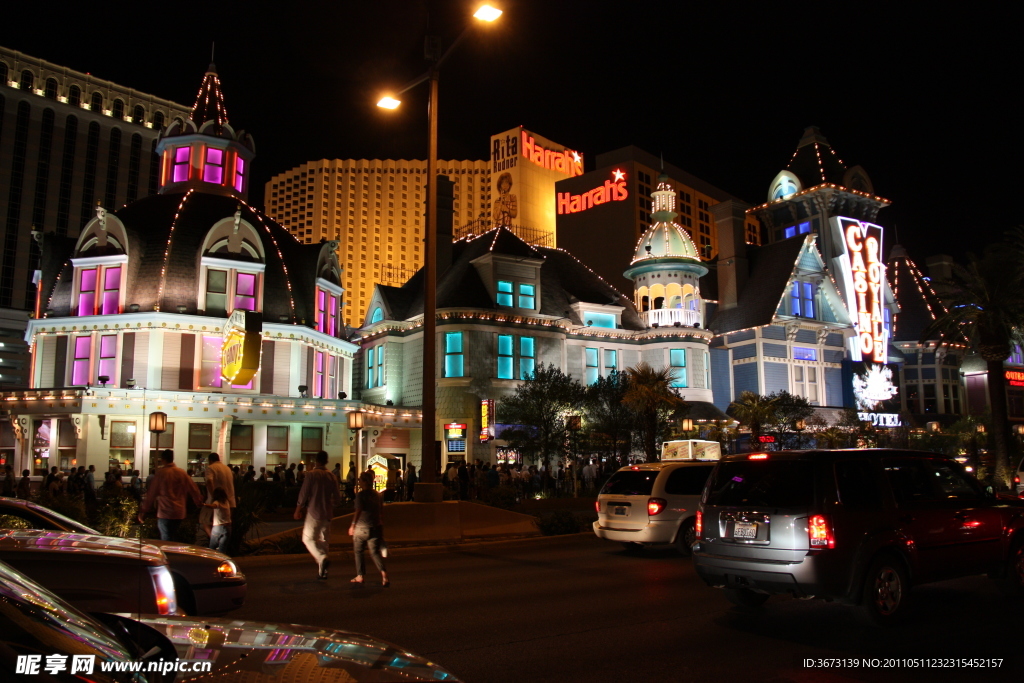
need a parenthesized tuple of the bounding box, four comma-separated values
(265, 158, 490, 327)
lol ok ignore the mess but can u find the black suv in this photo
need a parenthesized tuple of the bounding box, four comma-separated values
(692, 449, 1024, 624)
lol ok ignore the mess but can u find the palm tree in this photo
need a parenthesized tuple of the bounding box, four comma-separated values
(728, 391, 778, 449)
(921, 245, 1024, 488)
(623, 363, 687, 462)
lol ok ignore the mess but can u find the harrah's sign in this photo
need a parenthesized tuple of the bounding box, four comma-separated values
(522, 131, 583, 177)
(841, 217, 886, 363)
(557, 170, 628, 214)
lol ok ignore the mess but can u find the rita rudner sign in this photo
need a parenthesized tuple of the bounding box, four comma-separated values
(221, 309, 263, 385)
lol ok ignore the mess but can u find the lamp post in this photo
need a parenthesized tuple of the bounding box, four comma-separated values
(348, 410, 365, 473)
(681, 418, 694, 439)
(793, 419, 806, 450)
(377, 5, 501, 502)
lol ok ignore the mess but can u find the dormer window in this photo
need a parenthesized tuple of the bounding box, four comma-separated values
(234, 157, 246, 193)
(72, 256, 126, 316)
(203, 148, 224, 184)
(518, 283, 535, 309)
(496, 280, 536, 311)
(201, 258, 264, 317)
(790, 281, 816, 318)
(172, 146, 191, 182)
(497, 280, 513, 306)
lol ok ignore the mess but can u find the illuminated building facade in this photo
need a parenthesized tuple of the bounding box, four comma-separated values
(264, 158, 490, 328)
(0, 66, 420, 476)
(556, 146, 761, 293)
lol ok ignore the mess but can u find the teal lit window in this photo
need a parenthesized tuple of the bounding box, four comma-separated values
(365, 347, 375, 388)
(584, 312, 616, 329)
(520, 336, 535, 379)
(444, 332, 464, 378)
(496, 280, 513, 307)
(376, 344, 385, 387)
(603, 349, 617, 375)
(670, 348, 687, 387)
(585, 348, 599, 385)
(370, 307, 383, 324)
(518, 283, 535, 309)
(497, 334, 513, 379)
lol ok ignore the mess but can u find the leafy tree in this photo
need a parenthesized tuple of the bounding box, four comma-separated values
(623, 362, 687, 462)
(921, 243, 1024, 488)
(763, 390, 814, 449)
(497, 363, 585, 467)
(704, 419, 739, 455)
(728, 391, 778, 448)
(583, 370, 633, 464)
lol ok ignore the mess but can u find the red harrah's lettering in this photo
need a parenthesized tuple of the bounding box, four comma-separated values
(557, 173, 628, 214)
(522, 131, 583, 176)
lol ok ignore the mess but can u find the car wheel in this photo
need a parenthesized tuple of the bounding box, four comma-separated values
(723, 587, 769, 608)
(621, 542, 644, 554)
(996, 536, 1024, 596)
(860, 554, 910, 626)
(675, 518, 696, 557)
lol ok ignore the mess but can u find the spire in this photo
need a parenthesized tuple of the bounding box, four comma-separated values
(786, 125, 846, 185)
(191, 63, 229, 128)
(650, 174, 677, 224)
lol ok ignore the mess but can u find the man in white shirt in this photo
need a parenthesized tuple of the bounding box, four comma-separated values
(198, 453, 236, 547)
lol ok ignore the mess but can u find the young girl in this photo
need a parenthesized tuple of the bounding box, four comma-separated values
(205, 487, 231, 554)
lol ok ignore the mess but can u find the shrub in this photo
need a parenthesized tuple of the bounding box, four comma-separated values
(483, 485, 518, 510)
(535, 510, 584, 535)
(92, 492, 139, 538)
(36, 492, 89, 527)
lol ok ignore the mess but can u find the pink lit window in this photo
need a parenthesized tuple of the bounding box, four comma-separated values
(328, 295, 337, 337)
(98, 335, 117, 381)
(203, 148, 224, 184)
(78, 269, 97, 316)
(314, 351, 324, 398)
(234, 272, 256, 311)
(101, 267, 121, 315)
(234, 157, 245, 193)
(172, 146, 190, 183)
(72, 336, 91, 386)
(316, 289, 326, 333)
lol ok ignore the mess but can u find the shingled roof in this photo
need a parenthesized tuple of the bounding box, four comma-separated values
(888, 244, 951, 343)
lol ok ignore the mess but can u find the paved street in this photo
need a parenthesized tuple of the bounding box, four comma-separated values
(234, 534, 1022, 683)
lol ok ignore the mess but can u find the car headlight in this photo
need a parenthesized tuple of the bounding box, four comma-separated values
(217, 560, 240, 579)
(148, 565, 178, 616)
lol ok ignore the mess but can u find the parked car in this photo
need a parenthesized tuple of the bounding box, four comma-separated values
(0, 496, 245, 615)
(0, 558, 462, 682)
(0, 529, 179, 615)
(593, 461, 716, 555)
(692, 449, 1024, 624)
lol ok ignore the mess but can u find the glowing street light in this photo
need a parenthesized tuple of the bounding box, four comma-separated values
(473, 4, 503, 22)
(376, 96, 401, 110)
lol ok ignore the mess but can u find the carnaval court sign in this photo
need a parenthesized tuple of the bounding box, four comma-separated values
(221, 309, 263, 385)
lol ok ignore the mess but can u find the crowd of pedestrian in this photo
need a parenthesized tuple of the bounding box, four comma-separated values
(434, 456, 626, 501)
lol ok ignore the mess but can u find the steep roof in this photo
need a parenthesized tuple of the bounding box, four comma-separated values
(191, 63, 229, 127)
(888, 244, 951, 343)
(786, 126, 848, 187)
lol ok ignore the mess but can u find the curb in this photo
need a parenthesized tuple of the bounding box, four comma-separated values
(233, 531, 590, 569)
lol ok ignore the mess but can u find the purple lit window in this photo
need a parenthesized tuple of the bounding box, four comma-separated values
(78, 268, 97, 316)
(201, 335, 222, 388)
(98, 335, 117, 381)
(234, 157, 245, 193)
(328, 295, 337, 337)
(72, 336, 91, 385)
(172, 146, 190, 183)
(101, 267, 121, 315)
(203, 147, 224, 184)
(316, 289, 326, 333)
(234, 272, 256, 311)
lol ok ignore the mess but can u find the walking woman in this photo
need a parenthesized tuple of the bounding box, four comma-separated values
(349, 471, 389, 586)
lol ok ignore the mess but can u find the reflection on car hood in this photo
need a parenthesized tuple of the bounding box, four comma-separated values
(145, 539, 235, 563)
(0, 530, 166, 564)
(139, 615, 460, 682)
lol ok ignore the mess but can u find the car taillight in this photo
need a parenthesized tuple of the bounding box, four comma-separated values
(695, 510, 703, 539)
(149, 565, 178, 615)
(808, 514, 835, 549)
(647, 498, 667, 516)
(595, 500, 601, 514)
(748, 453, 769, 460)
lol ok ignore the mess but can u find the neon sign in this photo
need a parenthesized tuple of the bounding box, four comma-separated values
(839, 217, 886, 363)
(557, 170, 629, 214)
(1007, 370, 1024, 387)
(445, 423, 467, 439)
(221, 309, 262, 384)
(522, 131, 582, 177)
(480, 400, 494, 443)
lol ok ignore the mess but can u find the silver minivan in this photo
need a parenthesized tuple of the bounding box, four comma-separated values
(593, 461, 716, 555)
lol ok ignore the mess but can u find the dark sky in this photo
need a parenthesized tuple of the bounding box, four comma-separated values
(3, 1, 1019, 266)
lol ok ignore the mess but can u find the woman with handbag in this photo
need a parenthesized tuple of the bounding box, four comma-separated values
(349, 471, 389, 587)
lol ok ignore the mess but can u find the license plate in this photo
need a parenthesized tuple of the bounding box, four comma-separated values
(614, 506, 627, 516)
(733, 522, 757, 539)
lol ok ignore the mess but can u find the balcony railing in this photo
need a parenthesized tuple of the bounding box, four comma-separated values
(643, 308, 702, 328)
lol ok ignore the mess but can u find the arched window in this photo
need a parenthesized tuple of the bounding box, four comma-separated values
(653, 296, 665, 310)
(370, 307, 384, 324)
(44, 78, 58, 99)
(68, 84, 81, 107)
(112, 99, 124, 120)
(20, 70, 34, 91)
(153, 111, 165, 131)
(90, 92, 103, 112)
(132, 105, 145, 125)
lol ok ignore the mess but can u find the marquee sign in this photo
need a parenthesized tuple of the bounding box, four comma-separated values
(445, 423, 467, 440)
(858, 412, 902, 428)
(480, 400, 495, 443)
(221, 309, 263, 385)
(522, 131, 582, 177)
(838, 217, 887, 364)
(557, 170, 628, 214)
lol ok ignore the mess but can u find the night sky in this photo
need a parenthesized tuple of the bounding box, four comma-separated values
(3, 1, 1019, 266)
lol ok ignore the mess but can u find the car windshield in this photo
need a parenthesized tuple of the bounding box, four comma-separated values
(27, 501, 101, 535)
(0, 560, 136, 671)
(705, 460, 816, 508)
(600, 470, 658, 496)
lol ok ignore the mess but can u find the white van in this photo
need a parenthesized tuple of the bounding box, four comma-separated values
(592, 447, 718, 556)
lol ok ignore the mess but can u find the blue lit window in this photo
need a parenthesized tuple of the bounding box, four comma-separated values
(376, 345, 385, 387)
(518, 283, 535, 309)
(365, 347, 375, 388)
(604, 349, 617, 376)
(370, 307, 383, 324)
(444, 332, 464, 378)
(520, 336, 535, 379)
(670, 348, 687, 387)
(584, 312, 616, 329)
(784, 226, 796, 239)
(783, 221, 812, 240)
(496, 281, 513, 307)
(791, 281, 815, 318)
(497, 335, 513, 379)
(798, 221, 811, 234)
(585, 348, 599, 385)
(793, 347, 817, 361)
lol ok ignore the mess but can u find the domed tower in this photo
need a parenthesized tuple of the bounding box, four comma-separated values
(623, 174, 709, 328)
(155, 63, 255, 200)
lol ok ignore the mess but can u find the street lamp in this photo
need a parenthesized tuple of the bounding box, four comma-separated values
(348, 410, 365, 472)
(793, 419, 806, 449)
(377, 5, 502, 502)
